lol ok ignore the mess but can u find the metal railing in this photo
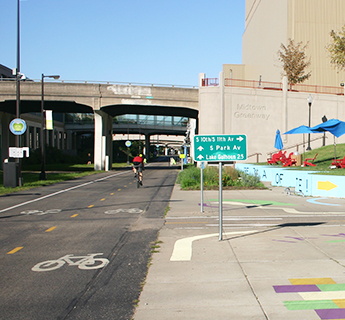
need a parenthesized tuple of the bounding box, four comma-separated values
(0, 77, 198, 89)
(247, 152, 262, 163)
(267, 135, 326, 158)
(203, 77, 344, 96)
(201, 78, 219, 86)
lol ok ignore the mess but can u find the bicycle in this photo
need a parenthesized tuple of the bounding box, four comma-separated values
(133, 164, 143, 188)
(31, 253, 109, 272)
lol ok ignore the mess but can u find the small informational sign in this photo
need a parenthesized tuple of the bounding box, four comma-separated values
(179, 154, 186, 159)
(194, 134, 247, 162)
(45, 110, 53, 130)
(125, 140, 131, 147)
(9, 118, 27, 135)
(9, 147, 30, 158)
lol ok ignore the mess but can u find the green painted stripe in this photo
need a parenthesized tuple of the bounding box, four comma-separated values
(327, 239, 345, 243)
(318, 284, 345, 291)
(284, 300, 338, 310)
(209, 199, 295, 206)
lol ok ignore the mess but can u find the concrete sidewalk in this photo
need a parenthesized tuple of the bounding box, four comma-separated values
(133, 185, 345, 320)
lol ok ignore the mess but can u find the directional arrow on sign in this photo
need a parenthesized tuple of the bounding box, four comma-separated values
(197, 155, 204, 160)
(317, 181, 337, 191)
(237, 136, 244, 142)
(197, 146, 204, 151)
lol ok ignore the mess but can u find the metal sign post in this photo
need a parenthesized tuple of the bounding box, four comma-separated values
(194, 134, 247, 241)
(219, 162, 223, 240)
(200, 161, 205, 212)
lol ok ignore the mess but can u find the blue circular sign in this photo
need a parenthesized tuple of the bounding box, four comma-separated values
(9, 118, 27, 135)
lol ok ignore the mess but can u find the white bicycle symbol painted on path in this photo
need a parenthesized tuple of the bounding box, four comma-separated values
(105, 208, 143, 214)
(21, 209, 61, 216)
(31, 253, 109, 272)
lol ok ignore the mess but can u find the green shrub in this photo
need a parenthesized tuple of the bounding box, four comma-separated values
(177, 165, 264, 189)
(176, 166, 200, 189)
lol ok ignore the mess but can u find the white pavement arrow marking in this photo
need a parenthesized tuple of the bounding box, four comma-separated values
(170, 230, 257, 261)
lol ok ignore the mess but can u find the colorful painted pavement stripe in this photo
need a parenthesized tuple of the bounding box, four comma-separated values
(274, 278, 345, 319)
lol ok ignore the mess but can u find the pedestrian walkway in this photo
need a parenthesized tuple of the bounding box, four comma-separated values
(133, 184, 345, 320)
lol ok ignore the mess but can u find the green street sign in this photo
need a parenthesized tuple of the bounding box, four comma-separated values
(194, 134, 247, 162)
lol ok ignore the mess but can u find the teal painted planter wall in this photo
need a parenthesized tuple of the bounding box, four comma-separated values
(235, 163, 345, 198)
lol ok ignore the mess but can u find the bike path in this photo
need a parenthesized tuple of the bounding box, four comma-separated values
(134, 185, 345, 320)
(0, 165, 178, 320)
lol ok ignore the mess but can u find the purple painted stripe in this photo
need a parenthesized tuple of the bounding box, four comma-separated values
(273, 285, 320, 293)
(316, 308, 345, 319)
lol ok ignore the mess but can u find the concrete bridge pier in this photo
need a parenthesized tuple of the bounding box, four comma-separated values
(145, 134, 150, 161)
(94, 110, 113, 171)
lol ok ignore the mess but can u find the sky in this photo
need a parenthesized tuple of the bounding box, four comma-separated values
(1, 0, 245, 87)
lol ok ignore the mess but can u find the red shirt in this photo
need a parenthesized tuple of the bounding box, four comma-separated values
(133, 156, 143, 163)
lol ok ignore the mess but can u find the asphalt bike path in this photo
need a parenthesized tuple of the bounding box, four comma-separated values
(0, 163, 178, 320)
(134, 183, 345, 320)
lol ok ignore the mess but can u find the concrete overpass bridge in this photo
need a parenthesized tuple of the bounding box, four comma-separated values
(0, 80, 198, 169)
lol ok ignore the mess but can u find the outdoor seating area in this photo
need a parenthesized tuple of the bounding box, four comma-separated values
(302, 153, 318, 167)
(268, 119, 345, 169)
(332, 156, 345, 169)
(267, 151, 297, 167)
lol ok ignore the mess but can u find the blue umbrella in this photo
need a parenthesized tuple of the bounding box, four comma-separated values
(310, 119, 345, 138)
(274, 129, 283, 150)
(310, 119, 345, 160)
(284, 125, 314, 134)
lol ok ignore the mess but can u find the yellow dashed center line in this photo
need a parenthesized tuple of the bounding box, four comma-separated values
(110, 193, 114, 195)
(165, 221, 208, 225)
(88, 205, 94, 208)
(45, 226, 56, 232)
(71, 214, 78, 218)
(7, 247, 23, 254)
(118, 189, 121, 191)
(100, 198, 105, 201)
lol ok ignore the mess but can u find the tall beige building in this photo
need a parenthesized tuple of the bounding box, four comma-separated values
(225, 0, 345, 87)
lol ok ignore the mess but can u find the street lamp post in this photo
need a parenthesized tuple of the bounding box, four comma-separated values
(307, 95, 313, 151)
(39, 74, 60, 180)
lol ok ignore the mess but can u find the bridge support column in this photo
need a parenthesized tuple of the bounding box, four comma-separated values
(145, 134, 150, 161)
(94, 110, 113, 171)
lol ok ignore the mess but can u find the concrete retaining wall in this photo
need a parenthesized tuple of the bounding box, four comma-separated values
(235, 163, 345, 198)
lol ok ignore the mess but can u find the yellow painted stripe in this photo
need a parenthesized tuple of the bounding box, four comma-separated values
(7, 247, 23, 254)
(88, 205, 94, 208)
(110, 193, 114, 195)
(118, 189, 121, 191)
(290, 278, 336, 285)
(45, 226, 56, 232)
(165, 221, 208, 225)
(333, 299, 345, 308)
(100, 198, 105, 201)
(71, 214, 78, 218)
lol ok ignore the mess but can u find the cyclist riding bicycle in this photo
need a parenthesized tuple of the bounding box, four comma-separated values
(132, 154, 144, 185)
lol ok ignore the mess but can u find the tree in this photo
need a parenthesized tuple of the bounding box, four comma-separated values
(327, 26, 345, 71)
(278, 39, 311, 85)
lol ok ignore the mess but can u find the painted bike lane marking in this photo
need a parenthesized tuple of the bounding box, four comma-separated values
(0, 171, 129, 214)
(170, 230, 257, 261)
(31, 253, 109, 272)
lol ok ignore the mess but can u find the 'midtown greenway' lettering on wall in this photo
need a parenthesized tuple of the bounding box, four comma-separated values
(234, 104, 270, 120)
